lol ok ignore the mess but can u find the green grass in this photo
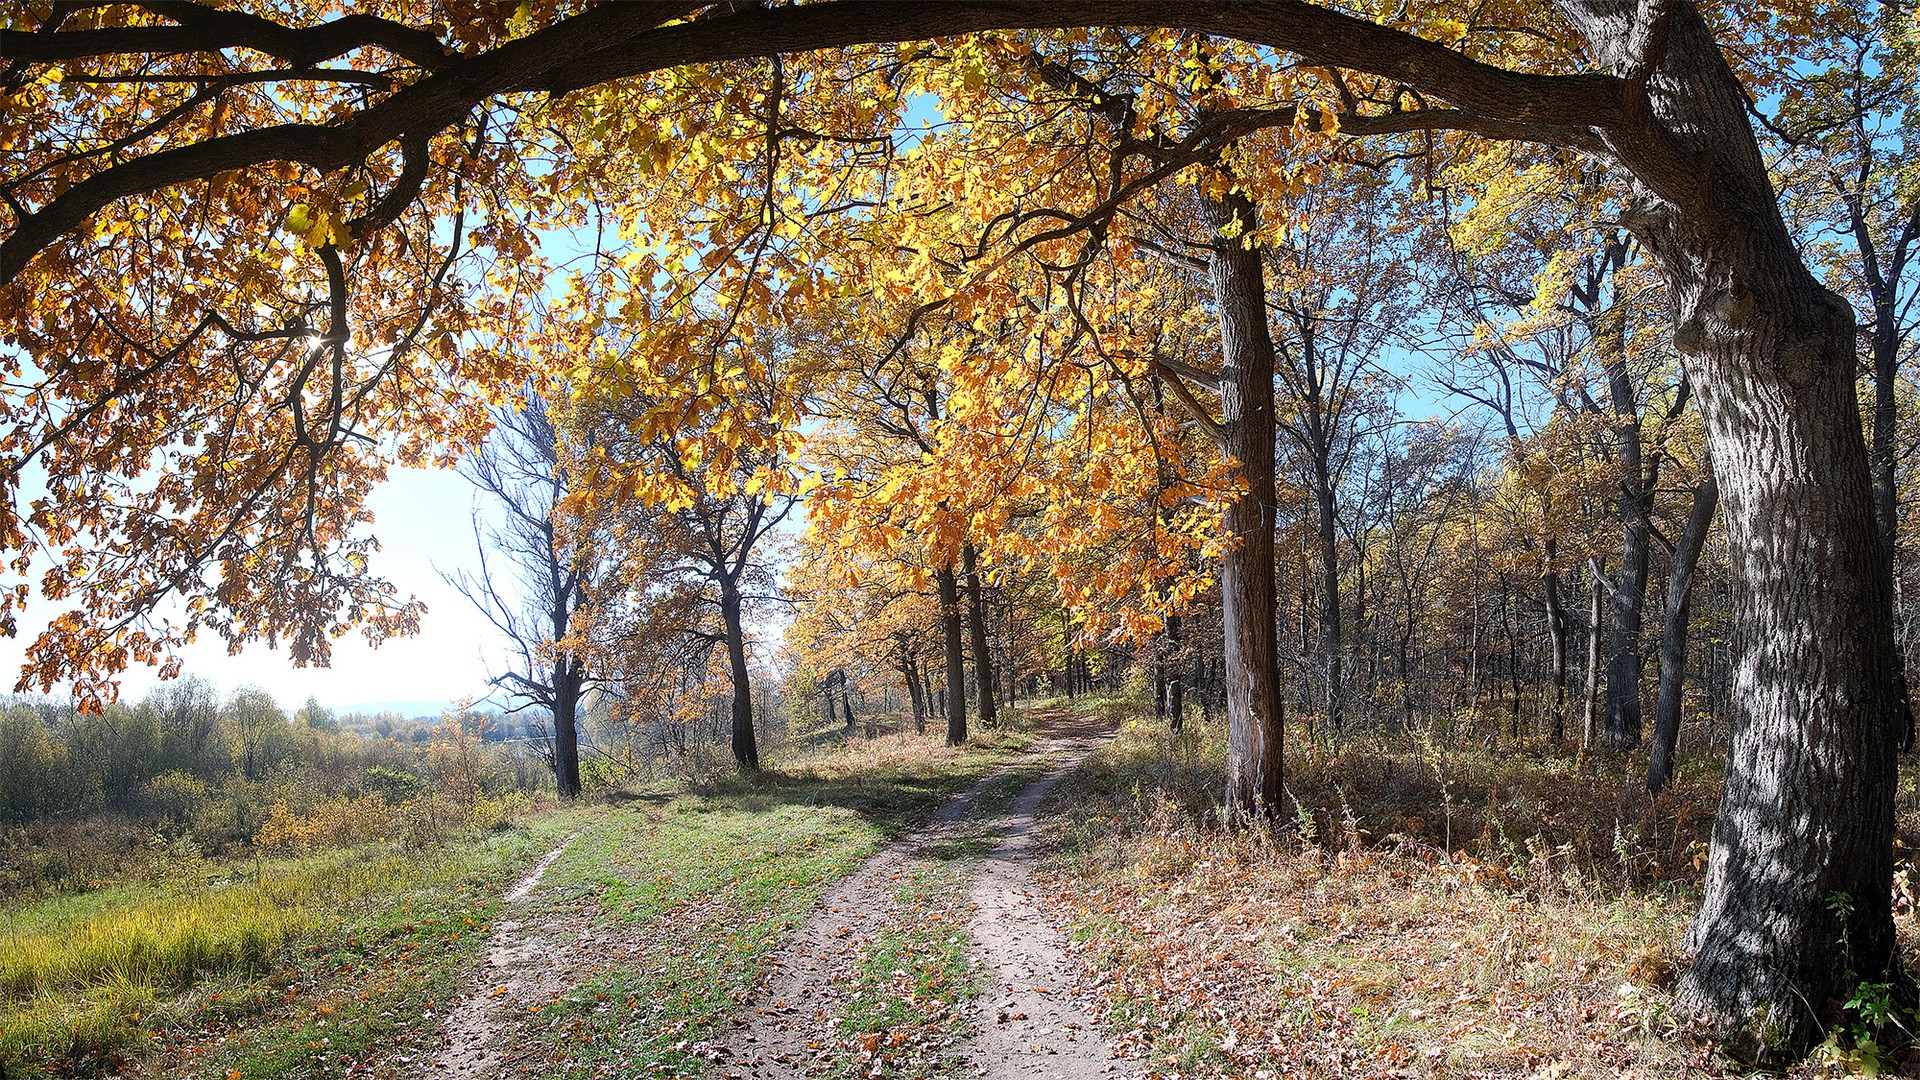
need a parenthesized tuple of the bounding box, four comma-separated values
(0, 713, 1047, 1078)
(0, 807, 594, 1077)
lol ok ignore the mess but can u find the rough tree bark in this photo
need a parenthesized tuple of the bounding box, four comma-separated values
(1555, 0, 1905, 1056)
(1204, 187, 1285, 820)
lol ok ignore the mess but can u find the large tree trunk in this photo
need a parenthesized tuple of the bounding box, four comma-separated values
(719, 582, 758, 773)
(550, 658, 583, 799)
(1204, 187, 1285, 821)
(1558, 0, 1905, 1056)
(963, 543, 998, 729)
(937, 563, 968, 746)
(1649, 475, 1717, 794)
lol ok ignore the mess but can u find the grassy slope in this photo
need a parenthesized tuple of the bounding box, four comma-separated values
(1, 805, 596, 1076)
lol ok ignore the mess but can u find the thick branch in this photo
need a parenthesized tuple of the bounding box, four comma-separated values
(2, 0, 1653, 286)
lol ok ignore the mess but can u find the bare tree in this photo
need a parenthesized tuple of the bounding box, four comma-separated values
(447, 388, 598, 799)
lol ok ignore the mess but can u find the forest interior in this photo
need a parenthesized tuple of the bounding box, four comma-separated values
(2, 0, 1919, 1077)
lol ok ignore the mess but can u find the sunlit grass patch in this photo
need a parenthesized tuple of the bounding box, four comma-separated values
(0, 805, 575, 1077)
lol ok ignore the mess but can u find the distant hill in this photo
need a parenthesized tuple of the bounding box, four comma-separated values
(335, 698, 467, 720)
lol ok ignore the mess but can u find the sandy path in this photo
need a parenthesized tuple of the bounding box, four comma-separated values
(958, 756, 1138, 1079)
(718, 760, 1030, 1079)
(435, 827, 587, 1079)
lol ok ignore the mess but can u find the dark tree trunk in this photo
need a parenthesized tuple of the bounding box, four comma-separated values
(1866, 294, 1912, 749)
(551, 657, 583, 799)
(963, 543, 998, 728)
(1601, 300, 1653, 751)
(720, 583, 758, 773)
(1555, 0, 1905, 1055)
(1502, 582, 1522, 742)
(901, 645, 926, 734)
(937, 564, 967, 746)
(1649, 475, 1718, 794)
(1204, 187, 1285, 820)
(1312, 472, 1345, 736)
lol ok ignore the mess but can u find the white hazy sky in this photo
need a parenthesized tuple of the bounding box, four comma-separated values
(0, 463, 502, 715)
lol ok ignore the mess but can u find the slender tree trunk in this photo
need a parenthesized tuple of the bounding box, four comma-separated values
(1650, 476, 1718, 793)
(1204, 187, 1284, 820)
(1167, 611, 1185, 733)
(1543, 537, 1570, 745)
(937, 564, 967, 746)
(1502, 582, 1522, 743)
(720, 583, 758, 773)
(901, 645, 926, 734)
(1868, 299, 1917, 750)
(1312, 473, 1344, 736)
(1583, 558, 1604, 752)
(962, 543, 998, 728)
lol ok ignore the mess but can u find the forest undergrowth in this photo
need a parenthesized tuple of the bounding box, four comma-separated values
(1039, 698, 1920, 1079)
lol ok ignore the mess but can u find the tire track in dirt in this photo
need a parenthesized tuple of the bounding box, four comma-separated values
(721, 711, 1137, 1079)
(717, 757, 1032, 1078)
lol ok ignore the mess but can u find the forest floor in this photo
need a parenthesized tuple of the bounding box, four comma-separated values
(14, 698, 1920, 1078)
